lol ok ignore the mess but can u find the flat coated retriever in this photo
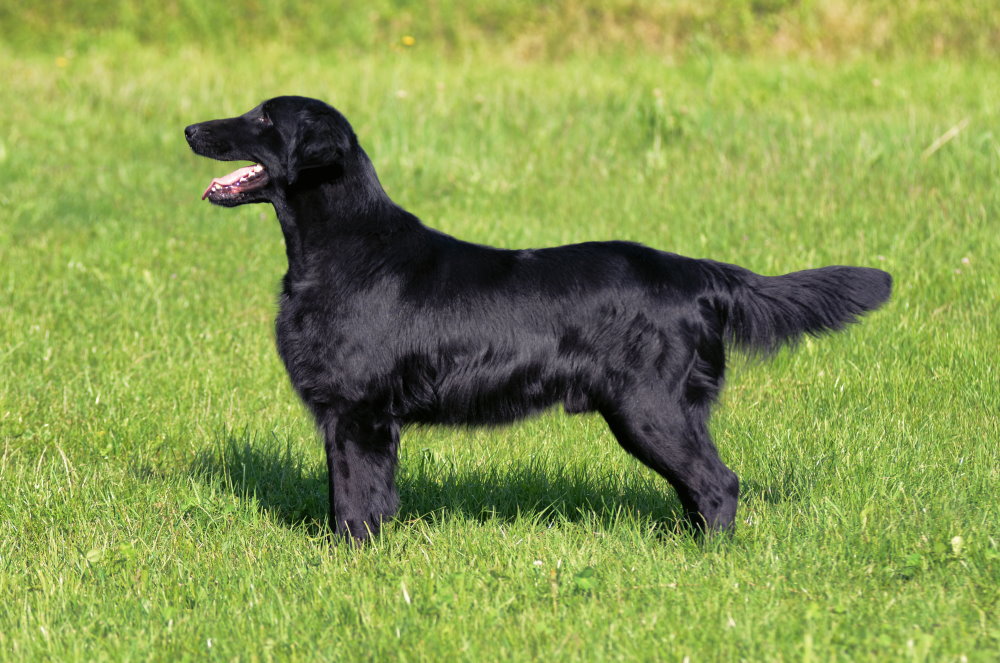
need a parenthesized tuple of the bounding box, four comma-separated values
(185, 96, 891, 542)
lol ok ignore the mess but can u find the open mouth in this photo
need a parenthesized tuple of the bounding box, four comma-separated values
(201, 163, 270, 201)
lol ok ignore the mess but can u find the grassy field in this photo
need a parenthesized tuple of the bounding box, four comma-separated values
(2, 5, 999, 661)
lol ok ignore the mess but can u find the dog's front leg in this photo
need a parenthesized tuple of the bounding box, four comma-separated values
(321, 411, 401, 543)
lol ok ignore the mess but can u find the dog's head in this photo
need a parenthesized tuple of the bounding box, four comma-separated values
(185, 96, 357, 206)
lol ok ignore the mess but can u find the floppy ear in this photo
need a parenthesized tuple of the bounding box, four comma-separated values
(285, 110, 351, 185)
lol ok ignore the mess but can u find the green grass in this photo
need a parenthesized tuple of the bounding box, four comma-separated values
(2, 22, 1000, 663)
(4, 0, 1000, 58)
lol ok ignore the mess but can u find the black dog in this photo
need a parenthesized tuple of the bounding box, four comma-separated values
(185, 96, 891, 542)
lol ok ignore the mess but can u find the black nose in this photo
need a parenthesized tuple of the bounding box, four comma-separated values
(184, 125, 198, 140)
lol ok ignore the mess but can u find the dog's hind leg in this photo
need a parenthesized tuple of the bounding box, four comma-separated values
(321, 411, 400, 542)
(601, 394, 739, 533)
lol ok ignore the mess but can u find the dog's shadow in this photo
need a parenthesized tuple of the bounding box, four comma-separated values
(190, 435, 698, 535)
(190, 434, 804, 537)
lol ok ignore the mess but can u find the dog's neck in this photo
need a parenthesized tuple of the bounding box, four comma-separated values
(271, 150, 419, 278)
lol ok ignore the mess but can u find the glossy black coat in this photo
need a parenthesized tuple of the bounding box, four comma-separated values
(186, 97, 892, 542)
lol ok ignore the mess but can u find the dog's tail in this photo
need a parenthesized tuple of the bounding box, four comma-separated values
(708, 262, 892, 355)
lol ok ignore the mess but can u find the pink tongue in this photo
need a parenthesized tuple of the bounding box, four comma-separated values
(202, 165, 260, 199)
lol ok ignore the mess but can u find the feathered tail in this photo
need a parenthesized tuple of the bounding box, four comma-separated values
(709, 262, 893, 354)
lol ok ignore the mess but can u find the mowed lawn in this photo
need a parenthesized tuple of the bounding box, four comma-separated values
(1, 45, 998, 661)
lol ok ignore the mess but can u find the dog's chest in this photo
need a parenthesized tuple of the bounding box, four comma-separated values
(274, 284, 343, 400)
(273, 280, 397, 407)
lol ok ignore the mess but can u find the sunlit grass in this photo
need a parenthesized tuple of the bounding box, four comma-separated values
(4, 0, 1000, 59)
(1, 42, 998, 661)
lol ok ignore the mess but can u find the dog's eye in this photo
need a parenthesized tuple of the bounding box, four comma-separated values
(258, 115, 273, 127)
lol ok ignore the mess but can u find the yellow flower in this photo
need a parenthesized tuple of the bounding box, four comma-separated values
(56, 56, 69, 68)
(401, 35, 415, 47)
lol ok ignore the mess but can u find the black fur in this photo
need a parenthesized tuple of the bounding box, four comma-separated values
(185, 96, 892, 542)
